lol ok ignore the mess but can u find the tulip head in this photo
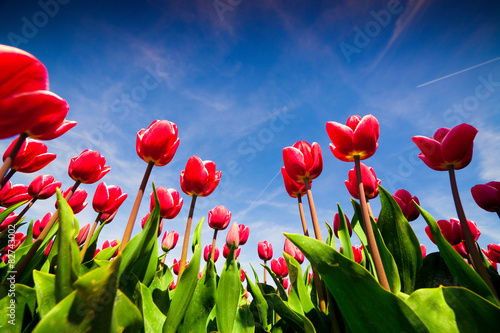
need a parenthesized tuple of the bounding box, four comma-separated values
(204, 244, 220, 262)
(352, 245, 364, 264)
(393, 189, 420, 221)
(258, 241, 273, 261)
(471, 181, 500, 213)
(271, 257, 288, 278)
(326, 114, 380, 162)
(223, 244, 241, 259)
(282, 141, 323, 184)
(0, 209, 18, 232)
(420, 244, 426, 258)
(208, 205, 231, 230)
(345, 163, 380, 200)
(226, 222, 240, 250)
(33, 212, 52, 239)
(281, 167, 308, 198)
(2, 232, 26, 254)
(485, 244, 500, 263)
(3, 137, 56, 173)
(28, 175, 61, 200)
(92, 182, 127, 215)
(238, 224, 250, 245)
(141, 213, 164, 237)
(0, 181, 31, 208)
(76, 224, 90, 246)
(68, 149, 110, 184)
(172, 258, 189, 275)
(57, 188, 88, 214)
(102, 239, 119, 258)
(150, 187, 183, 219)
(284, 238, 304, 264)
(425, 219, 462, 245)
(162, 230, 179, 252)
(412, 123, 478, 171)
(136, 120, 180, 167)
(333, 213, 352, 238)
(180, 156, 221, 197)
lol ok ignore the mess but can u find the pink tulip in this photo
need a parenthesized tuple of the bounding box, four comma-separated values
(258, 241, 273, 261)
(28, 175, 61, 200)
(282, 141, 323, 184)
(208, 205, 231, 230)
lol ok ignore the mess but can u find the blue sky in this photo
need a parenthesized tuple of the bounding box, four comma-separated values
(1, 0, 500, 278)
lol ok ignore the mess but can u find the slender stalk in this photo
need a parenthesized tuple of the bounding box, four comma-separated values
(80, 213, 101, 263)
(449, 168, 499, 301)
(177, 195, 197, 281)
(297, 196, 309, 237)
(1, 169, 17, 187)
(0, 133, 27, 189)
(15, 180, 81, 280)
(354, 156, 390, 291)
(10, 198, 37, 226)
(119, 162, 154, 251)
(366, 201, 374, 219)
(210, 229, 218, 262)
(263, 260, 267, 284)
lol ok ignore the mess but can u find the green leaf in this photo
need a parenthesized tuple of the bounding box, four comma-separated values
(286, 233, 429, 333)
(264, 293, 316, 333)
(377, 185, 422, 294)
(191, 217, 204, 253)
(0, 283, 36, 333)
(325, 222, 335, 248)
(33, 270, 57, 318)
(337, 204, 353, 260)
(81, 221, 107, 264)
(150, 265, 174, 316)
(406, 286, 500, 332)
(415, 252, 458, 289)
(54, 188, 80, 302)
(216, 247, 242, 333)
(245, 270, 270, 331)
(262, 265, 288, 302)
(416, 203, 499, 306)
(163, 244, 201, 333)
(234, 301, 256, 333)
(138, 282, 166, 333)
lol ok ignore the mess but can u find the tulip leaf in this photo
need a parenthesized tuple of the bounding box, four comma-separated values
(191, 216, 204, 253)
(234, 301, 255, 333)
(285, 233, 429, 333)
(33, 270, 57, 318)
(406, 286, 500, 332)
(150, 265, 173, 316)
(138, 281, 166, 333)
(377, 185, 422, 294)
(263, 293, 316, 333)
(216, 247, 241, 333)
(245, 270, 270, 331)
(163, 243, 201, 333)
(416, 203, 499, 306)
(415, 252, 458, 289)
(262, 264, 288, 301)
(337, 204, 353, 260)
(0, 283, 36, 333)
(81, 221, 107, 264)
(325, 222, 335, 248)
(55, 188, 80, 302)
(180, 260, 217, 333)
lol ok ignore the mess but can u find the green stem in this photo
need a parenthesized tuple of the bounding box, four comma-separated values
(177, 195, 197, 281)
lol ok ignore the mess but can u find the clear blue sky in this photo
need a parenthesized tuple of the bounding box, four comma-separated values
(1, 0, 500, 277)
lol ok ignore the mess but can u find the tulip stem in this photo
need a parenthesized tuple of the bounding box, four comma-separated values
(120, 162, 154, 252)
(210, 229, 218, 262)
(297, 196, 309, 237)
(178, 195, 197, 281)
(263, 260, 267, 284)
(15, 180, 80, 280)
(354, 156, 390, 291)
(80, 214, 101, 263)
(0, 133, 27, 189)
(448, 168, 499, 301)
(1, 169, 17, 187)
(9, 198, 36, 228)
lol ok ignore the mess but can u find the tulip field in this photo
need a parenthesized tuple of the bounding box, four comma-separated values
(2, 44, 500, 333)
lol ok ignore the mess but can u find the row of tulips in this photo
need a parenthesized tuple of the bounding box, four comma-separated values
(2, 44, 500, 332)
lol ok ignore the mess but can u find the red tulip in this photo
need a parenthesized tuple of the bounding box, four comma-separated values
(68, 149, 110, 184)
(471, 181, 500, 213)
(271, 257, 288, 278)
(76, 224, 90, 246)
(333, 213, 352, 238)
(180, 156, 221, 197)
(282, 141, 322, 184)
(33, 212, 52, 239)
(169, 281, 177, 290)
(258, 241, 273, 261)
(2, 232, 26, 254)
(223, 244, 241, 259)
(0, 209, 18, 232)
(238, 224, 250, 245)
(420, 244, 426, 258)
(150, 187, 183, 219)
(3, 137, 56, 173)
(453, 242, 468, 258)
(352, 245, 363, 264)
(208, 205, 231, 230)
(136, 120, 180, 167)
(393, 189, 420, 221)
(204, 244, 219, 262)
(226, 222, 240, 250)
(281, 167, 307, 198)
(28, 175, 61, 200)
(425, 219, 462, 245)
(44, 239, 54, 257)
(282, 277, 289, 289)
(141, 212, 163, 237)
(345, 163, 380, 200)
(412, 123, 478, 171)
(284, 238, 304, 264)
(326, 114, 380, 162)
(0, 181, 30, 207)
(102, 239, 119, 258)
(172, 258, 189, 275)
(485, 244, 500, 263)
(100, 211, 117, 224)
(162, 230, 179, 252)
(240, 269, 246, 282)
(57, 188, 88, 214)
(33, 119, 76, 141)
(93, 182, 127, 215)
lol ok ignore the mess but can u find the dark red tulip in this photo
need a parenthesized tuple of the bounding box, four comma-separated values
(333, 213, 352, 238)
(345, 163, 380, 200)
(180, 156, 221, 197)
(425, 219, 462, 245)
(326, 114, 380, 162)
(271, 257, 288, 278)
(33, 212, 52, 239)
(92, 182, 127, 215)
(0, 209, 18, 232)
(162, 230, 179, 252)
(136, 120, 180, 167)
(238, 224, 250, 245)
(281, 167, 308, 198)
(150, 187, 183, 219)
(453, 242, 468, 258)
(223, 244, 241, 259)
(57, 188, 88, 214)
(393, 189, 420, 221)
(3, 137, 56, 173)
(68, 149, 110, 184)
(0, 181, 30, 208)
(76, 224, 90, 246)
(208, 205, 231, 230)
(485, 244, 500, 263)
(204, 244, 219, 262)
(420, 244, 426, 258)
(471, 181, 500, 213)
(352, 245, 363, 264)
(33, 120, 76, 141)
(258, 241, 273, 261)
(412, 123, 478, 171)
(28, 175, 61, 200)
(282, 141, 323, 184)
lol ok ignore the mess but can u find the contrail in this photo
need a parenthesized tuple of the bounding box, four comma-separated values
(236, 169, 281, 220)
(417, 56, 500, 88)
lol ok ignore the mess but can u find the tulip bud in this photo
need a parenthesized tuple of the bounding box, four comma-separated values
(352, 245, 363, 264)
(204, 244, 219, 262)
(238, 224, 249, 245)
(28, 175, 61, 200)
(471, 181, 500, 213)
(0, 181, 31, 208)
(240, 269, 246, 282)
(150, 187, 183, 219)
(33, 212, 52, 239)
(208, 205, 231, 230)
(68, 149, 110, 184)
(283, 238, 304, 264)
(393, 189, 420, 221)
(136, 120, 180, 167)
(4, 137, 56, 173)
(93, 182, 127, 215)
(258, 241, 273, 261)
(180, 156, 221, 197)
(162, 231, 179, 252)
(425, 219, 462, 245)
(226, 222, 240, 250)
(271, 257, 288, 278)
(420, 244, 426, 258)
(333, 213, 352, 238)
(345, 163, 380, 200)
(282, 277, 289, 289)
(172, 258, 189, 275)
(76, 224, 90, 246)
(486, 244, 500, 263)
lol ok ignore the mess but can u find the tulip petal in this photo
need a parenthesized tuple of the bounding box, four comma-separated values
(283, 147, 307, 183)
(352, 115, 379, 159)
(441, 123, 478, 166)
(326, 121, 354, 157)
(412, 136, 445, 169)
